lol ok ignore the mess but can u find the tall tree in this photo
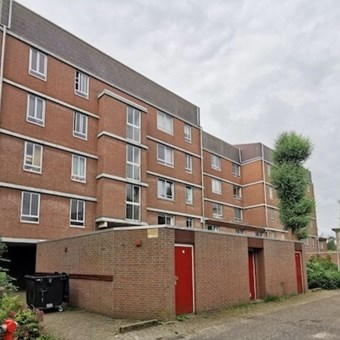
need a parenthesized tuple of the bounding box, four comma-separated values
(327, 237, 337, 251)
(270, 131, 314, 239)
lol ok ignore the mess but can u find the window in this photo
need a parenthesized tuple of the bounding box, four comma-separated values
(73, 112, 88, 139)
(212, 203, 222, 218)
(75, 71, 89, 98)
(185, 154, 192, 173)
(157, 179, 174, 200)
(233, 185, 242, 199)
(126, 184, 140, 221)
(212, 179, 222, 194)
(207, 225, 219, 232)
(186, 218, 194, 228)
(267, 164, 271, 177)
(184, 124, 192, 142)
(24, 142, 42, 173)
(157, 111, 173, 134)
(157, 144, 173, 166)
(127, 106, 141, 142)
(232, 163, 241, 177)
(269, 186, 274, 199)
(236, 229, 245, 234)
(127, 145, 140, 180)
(29, 48, 47, 80)
(72, 155, 86, 182)
(158, 214, 174, 225)
(185, 186, 193, 204)
(211, 154, 221, 170)
(27, 94, 45, 126)
(269, 208, 275, 221)
(234, 207, 243, 221)
(305, 237, 309, 247)
(70, 199, 85, 227)
(21, 192, 40, 223)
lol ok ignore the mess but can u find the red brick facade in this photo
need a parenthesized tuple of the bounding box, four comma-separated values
(0, 1, 319, 295)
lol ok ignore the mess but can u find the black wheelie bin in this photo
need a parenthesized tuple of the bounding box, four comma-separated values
(25, 273, 69, 312)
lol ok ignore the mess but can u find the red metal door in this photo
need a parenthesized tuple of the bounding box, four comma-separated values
(295, 251, 303, 293)
(175, 245, 194, 315)
(248, 251, 256, 300)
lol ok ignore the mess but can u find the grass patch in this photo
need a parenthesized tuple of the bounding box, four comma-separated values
(176, 314, 191, 322)
(264, 295, 280, 302)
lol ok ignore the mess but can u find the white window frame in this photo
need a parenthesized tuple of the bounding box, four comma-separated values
(185, 186, 193, 205)
(269, 208, 275, 221)
(157, 178, 174, 200)
(72, 154, 86, 182)
(127, 106, 141, 143)
(269, 186, 274, 199)
(70, 199, 85, 227)
(232, 163, 241, 177)
(234, 207, 243, 222)
(212, 202, 223, 218)
(267, 164, 271, 177)
(24, 142, 43, 173)
(127, 145, 141, 181)
(233, 185, 242, 199)
(211, 154, 221, 170)
(157, 144, 174, 167)
(157, 111, 173, 135)
(184, 124, 192, 142)
(212, 179, 222, 194)
(158, 214, 175, 225)
(185, 154, 192, 173)
(27, 94, 45, 126)
(73, 111, 88, 139)
(21, 191, 40, 223)
(186, 218, 194, 228)
(126, 184, 140, 221)
(29, 48, 47, 80)
(75, 71, 89, 98)
(207, 225, 219, 232)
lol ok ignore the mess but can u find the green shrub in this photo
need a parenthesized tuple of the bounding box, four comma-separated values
(0, 240, 56, 339)
(264, 295, 280, 302)
(0, 242, 16, 295)
(307, 255, 340, 289)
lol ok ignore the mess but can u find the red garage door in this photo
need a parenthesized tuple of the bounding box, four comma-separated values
(175, 245, 194, 315)
(248, 251, 256, 300)
(295, 251, 303, 293)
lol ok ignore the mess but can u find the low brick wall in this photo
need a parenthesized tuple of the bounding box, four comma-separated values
(262, 239, 300, 296)
(36, 227, 304, 320)
(194, 232, 249, 312)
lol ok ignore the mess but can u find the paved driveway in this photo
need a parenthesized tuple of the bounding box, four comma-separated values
(43, 290, 340, 340)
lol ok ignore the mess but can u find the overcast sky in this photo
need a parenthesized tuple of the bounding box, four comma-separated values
(18, 0, 340, 236)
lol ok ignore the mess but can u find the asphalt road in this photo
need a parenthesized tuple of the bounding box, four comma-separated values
(116, 290, 340, 340)
(188, 294, 340, 340)
(42, 290, 340, 339)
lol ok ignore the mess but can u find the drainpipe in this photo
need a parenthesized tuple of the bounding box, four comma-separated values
(261, 144, 269, 229)
(0, 0, 12, 122)
(198, 109, 205, 229)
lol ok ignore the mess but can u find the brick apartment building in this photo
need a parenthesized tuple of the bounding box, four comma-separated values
(0, 0, 319, 294)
